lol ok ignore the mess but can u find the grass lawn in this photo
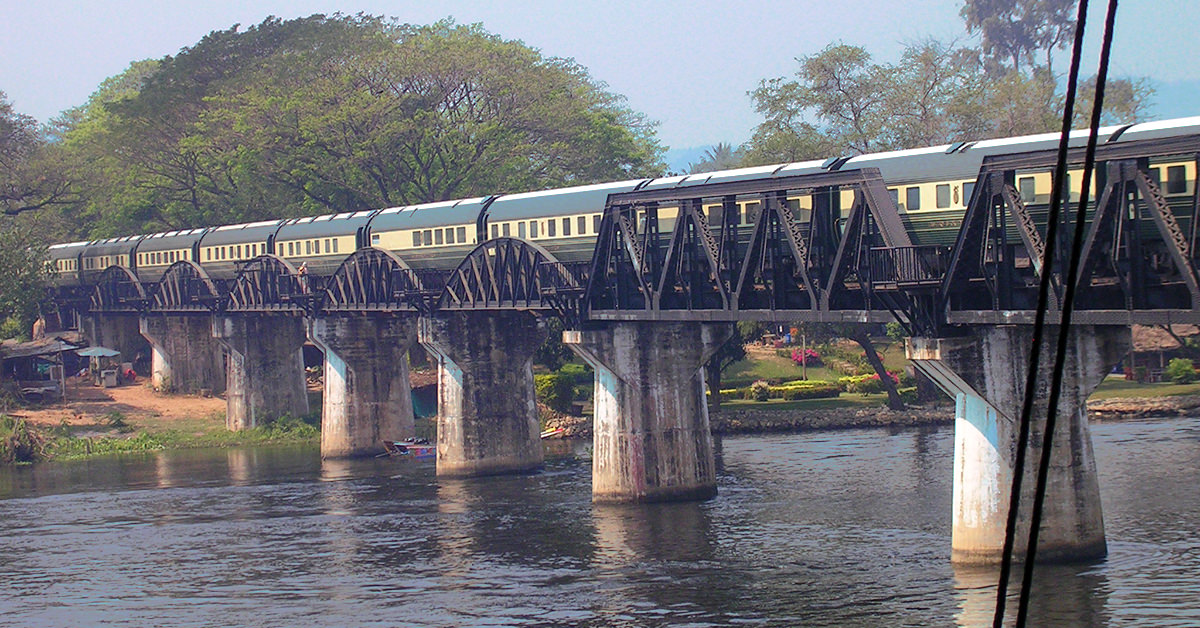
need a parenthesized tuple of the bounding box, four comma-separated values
(1089, 374, 1200, 400)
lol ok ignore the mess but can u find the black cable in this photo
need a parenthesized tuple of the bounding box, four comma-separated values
(991, 1, 1092, 624)
(1014, 1, 1119, 625)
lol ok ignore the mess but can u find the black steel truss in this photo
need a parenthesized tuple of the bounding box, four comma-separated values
(943, 137, 1200, 325)
(320, 247, 433, 314)
(149, 261, 219, 313)
(438, 237, 584, 318)
(47, 134, 1200, 331)
(89, 266, 147, 313)
(225, 255, 309, 314)
(583, 168, 922, 326)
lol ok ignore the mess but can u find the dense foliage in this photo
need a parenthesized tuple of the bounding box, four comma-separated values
(740, 0, 1154, 166)
(37, 15, 665, 240)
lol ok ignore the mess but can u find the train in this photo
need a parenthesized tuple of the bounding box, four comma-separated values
(48, 116, 1200, 287)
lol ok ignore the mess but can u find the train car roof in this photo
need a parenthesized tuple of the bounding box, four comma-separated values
(137, 228, 207, 251)
(371, 197, 489, 232)
(275, 211, 378, 240)
(200, 219, 285, 246)
(487, 181, 645, 219)
(84, 236, 142, 256)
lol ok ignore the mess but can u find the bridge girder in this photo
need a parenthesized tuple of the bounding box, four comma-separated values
(149, 261, 219, 313)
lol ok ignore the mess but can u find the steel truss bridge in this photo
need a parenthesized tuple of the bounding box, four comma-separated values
(62, 136, 1200, 336)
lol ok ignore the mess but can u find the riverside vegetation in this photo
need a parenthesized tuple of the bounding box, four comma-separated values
(0, 411, 318, 465)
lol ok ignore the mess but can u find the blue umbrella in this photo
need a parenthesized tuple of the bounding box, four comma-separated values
(76, 346, 121, 357)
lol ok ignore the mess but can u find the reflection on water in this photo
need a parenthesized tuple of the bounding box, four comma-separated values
(0, 419, 1197, 626)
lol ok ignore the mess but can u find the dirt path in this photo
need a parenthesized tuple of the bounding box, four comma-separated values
(9, 377, 225, 428)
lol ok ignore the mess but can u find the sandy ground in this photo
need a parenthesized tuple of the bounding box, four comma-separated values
(9, 376, 225, 428)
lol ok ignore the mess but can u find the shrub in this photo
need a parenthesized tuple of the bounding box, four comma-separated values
(1, 415, 47, 464)
(535, 373, 575, 413)
(779, 382, 840, 400)
(557, 363, 593, 385)
(839, 372, 899, 395)
(750, 380, 771, 402)
(789, 348, 822, 366)
(1166, 358, 1196, 384)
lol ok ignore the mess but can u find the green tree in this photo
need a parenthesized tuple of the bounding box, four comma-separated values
(0, 221, 49, 339)
(1, 92, 74, 218)
(688, 142, 744, 174)
(960, 0, 1076, 74)
(51, 16, 665, 239)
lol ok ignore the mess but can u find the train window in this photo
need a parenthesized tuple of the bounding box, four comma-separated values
(906, 187, 921, 211)
(889, 188, 899, 207)
(963, 182, 975, 204)
(1167, 165, 1187, 194)
(503, 223, 511, 237)
(324, 239, 331, 253)
(206, 249, 212, 261)
(491, 224, 499, 239)
(456, 227, 466, 242)
(562, 218, 571, 236)
(593, 214, 601, 233)
(445, 228, 454, 244)
(371, 234, 380, 246)
(413, 231, 422, 247)
(518, 222, 527, 239)
(530, 221, 539, 238)
(332, 238, 338, 253)
(1018, 177, 1036, 203)
(575, 216, 584, 234)
(305, 241, 312, 255)
(234, 245, 239, 259)
(423, 229, 433, 245)
(547, 219, 556, 237)
(435, 229, 444, 245)
(936, 184, 950, 209)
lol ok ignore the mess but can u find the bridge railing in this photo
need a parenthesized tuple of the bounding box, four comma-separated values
(868, 245, 951, 288)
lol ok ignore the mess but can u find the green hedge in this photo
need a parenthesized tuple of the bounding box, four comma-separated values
(534, 373, 575, 413)
(715, 379, 841, 401)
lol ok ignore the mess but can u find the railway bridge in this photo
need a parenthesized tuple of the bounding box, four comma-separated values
(50, 135, 1200, 564)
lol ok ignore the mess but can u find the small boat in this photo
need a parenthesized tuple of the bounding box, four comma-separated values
(381, 438, 435, 459)
(540, 427, 566, 439)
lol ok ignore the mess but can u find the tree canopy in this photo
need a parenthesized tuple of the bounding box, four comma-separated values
(742, 0, 1155, 166)
(46, 15, 664, 239)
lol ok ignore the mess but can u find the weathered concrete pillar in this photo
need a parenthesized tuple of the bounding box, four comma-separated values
(908, 325, 1129, 564)
(139, 315, 225, 394)
(212, 315, 309, 431)
(81, 314, 148, 368)
(309, 315, 418, 459)
(564, 322, 733, 503)
(418, 312, 547, 477)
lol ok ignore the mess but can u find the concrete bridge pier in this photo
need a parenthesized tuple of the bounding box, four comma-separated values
(212, 315, 309, 431)
(81, 313, 148, 369)
(908, 325, 1130, 564)
(564, 322, 733, 503)
(309, 315, 418, 458)
(419, 312, 547, 477)
(139, 315, 225, 394)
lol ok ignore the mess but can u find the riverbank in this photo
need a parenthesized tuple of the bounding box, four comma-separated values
(1, 378, 317, 464)
(541, 393, 1200, 439)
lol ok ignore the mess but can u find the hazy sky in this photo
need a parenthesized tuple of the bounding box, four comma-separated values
(2, 0, 1197, 163)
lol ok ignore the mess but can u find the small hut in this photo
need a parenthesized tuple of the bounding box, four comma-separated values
(1128, 325, 1200, 382)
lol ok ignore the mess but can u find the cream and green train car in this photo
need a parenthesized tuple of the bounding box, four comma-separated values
(47, 117, 1200, 292)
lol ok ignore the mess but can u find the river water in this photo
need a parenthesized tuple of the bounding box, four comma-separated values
(1, 417, 1197, 627)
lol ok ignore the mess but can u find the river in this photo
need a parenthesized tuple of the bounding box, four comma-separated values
(0, 417, 1197, 627)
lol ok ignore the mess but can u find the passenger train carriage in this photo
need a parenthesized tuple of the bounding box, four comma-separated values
(48, 117, 1200, 288)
